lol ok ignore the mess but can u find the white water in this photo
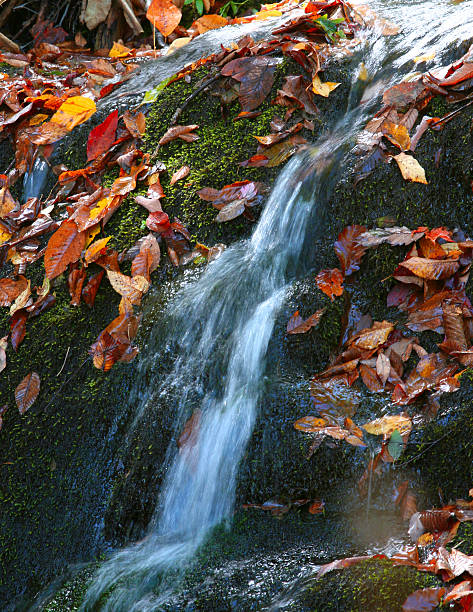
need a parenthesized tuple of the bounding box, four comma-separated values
(80, 0, 473, 609)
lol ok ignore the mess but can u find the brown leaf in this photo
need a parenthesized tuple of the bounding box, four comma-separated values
(359, 363, 384, 392)
(240, 136, 306, 168)
(89, 331, 126, 371)
(15, 371, 40, 414)
(402, 257, 459, 280)
(376, 352, 391, 386)
(44, 220, 86, 280)
(315, 268, 344, 301)
(356, 227, 418, 247)
(436, 547, 473, 579)
(402, 587, 446, 612)
(287, 308, 325, 334)
(350, 320, 394, 350)
(82, 270, 104, 307)
(68, 267, 86, 306)
(275, 75, 319, 116)
(177, 409, 201, 453)
(0, 275, 29, 306)
(123, 110, 146, 138)
(131, 249, 153, 282)
(0, 336, 6, 373)
(382, 80, 427, 110)
(215, 199, 246, 223)
(221, 56, 278, 112)
(334, 225, 367, 276)
(158, 125, 199, 145)
(84, 236, 112, 265)
(170, 165, 190, 186)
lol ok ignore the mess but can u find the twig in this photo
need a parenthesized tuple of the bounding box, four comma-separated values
(0, 31, 19, 53)
(56, 345, 70, 376)
(117, 0, 144, 35)
(430, 99, 473, 128)
(42, 356, 90, 414)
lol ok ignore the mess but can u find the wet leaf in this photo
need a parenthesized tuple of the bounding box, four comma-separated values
(131, 249, 153, 282)
(15, 371, 40, 414)
(215, 199, 246, 222)
(0, 276, 28, 306)
(402, 587, 446, 611)
(436, 547, 473, 579)
(10, 278, 31, 316)
(109, 42, 131, 58)
(50, 96, 96, 131)
(241, 136, 306, 168)
(382, 80, 427, 110)
(106, 270, 149, 305)
(86, 110, 118, 162)
(68, 267, 86, 306)
(362, 414, 412, 436)
(193, 14, 228, 34)
(275, 75, 319, 116)
(170, 165, 190, 185)
(388, 428, 404, 461)
(89, 331, 126, 371)
(357, 227, 418, 247)
(394, 153, 428, 184)
(287, 308, 325, 334)
(84, 237, 112, 265)
(402, 257, 459, 280)
(82, 270, 104, 307)
(147, 0, 182, 37)
(10, 310, 27, 350)
(312, 73, 340, 97)
(123, 111, 146, 138)
(0, 336, 6, 373)
(308, 500, 325, 514)
(350, 320, 395, 350)
(334, 225, 367, 276)
(221, 56, 279, 112)
(177, 409, 201, 453)
(315, 268, 344, 301)
(44, 220, 86, 280)
(159, 125, 199, 145)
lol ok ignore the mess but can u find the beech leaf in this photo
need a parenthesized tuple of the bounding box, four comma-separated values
(15, 371, 40, 414)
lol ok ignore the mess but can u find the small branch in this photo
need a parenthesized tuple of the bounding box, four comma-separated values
(0, 0, 18, 28)
(117, 0, 144, 35)
(56, 346, 71, 376)
(0, 31, 20, 53)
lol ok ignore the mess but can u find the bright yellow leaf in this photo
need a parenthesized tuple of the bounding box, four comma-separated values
(254, 9, 282, 19)
(50, 96, 96, 131)
(109, 42, 132, 58)
(394, 152, 428, 184)
(0, 229, 12, 245)
(84, 225, 101, 248)
(89, 197, 113, 221)
(312, 74, 341, 97)
(29, 113, 49, 126)
(414, 52, 435, 64)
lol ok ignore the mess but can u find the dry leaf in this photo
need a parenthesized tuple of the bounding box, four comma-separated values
(393, 152, 428, 184)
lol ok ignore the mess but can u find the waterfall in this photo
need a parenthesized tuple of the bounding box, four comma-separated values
(79, 0, 473, 609)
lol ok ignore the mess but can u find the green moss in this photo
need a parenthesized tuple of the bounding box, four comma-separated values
(288, 558, 443, 611)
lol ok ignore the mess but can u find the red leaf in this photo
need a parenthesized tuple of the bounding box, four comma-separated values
(334, 225, 367, 276)
(10, 309, 27, 351)
(82, 270, 104, 307)
(86, 110, 118, 162)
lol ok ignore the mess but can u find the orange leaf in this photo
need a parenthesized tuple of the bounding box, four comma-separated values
(193, 14, 228, 34)
(109, 42, 132, 58)
(315, 268, 344, 301)
(50, 96, 96, 131)
(287, 308, 325, 334)
(84, 236, 112, 265)
(146, 0, 182, 37)
(44, 220, 86, 280)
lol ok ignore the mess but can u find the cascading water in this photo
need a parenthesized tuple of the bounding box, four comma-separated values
(77, 0, 473, 608)
(81, 124, 362, 610)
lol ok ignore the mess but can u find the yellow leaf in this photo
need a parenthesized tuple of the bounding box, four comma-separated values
(107, 270, 149, 305)
(89, 197, 113, 221)
(50, 96, 96, 131)
(254, 9, 282, 19)
(312, 74, 341, 98)
(109, 42, 132, 58)
(383, 122, 411, 151)
(0, 229, 12, 245)
(414, 52, 435, 64)
(84, 225, 101, 248)
(29, 113, 49, 126)
(84, 237, 112, 265)
(393, 152, 428, 184)
(362, 414, 412, 436)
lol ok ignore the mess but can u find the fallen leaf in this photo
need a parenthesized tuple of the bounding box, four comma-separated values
(177, 409, 201, 453)
(362, 414, 412, 437)
(84, 236, 112, 265)
(159, 125, 199, 145)
(123, 110, 146, 138)
(356, 227, 418, 247)
(315, 268, 344, 300)
(82, 270, 104, 307)
(312, 73, 341, 97)
(394, 152, 428, 184)
(10, 310, 27, 350)
(334, 225, 367, 276)
(287, 308, 325, 334)
(0, 276, 29, 306)
(147, 0, 182, 37)
(44, 220, 86, 279)
(50, 96, 96, 131)
(106, 270, 149, 305)
(193, 14, 228, 34)
(83, 0, 111, 29)
(402, 587, 446, 612)
(86, 110, 118, 161)
(350, 320, 395, 350)
(401, 257, 459, 280)
(0, 336, 6, 373)
(15, 371, 40, 414)
(170, 165, 190, 185)
(109, 42, 132, 58)
(221, 56, 279, 111)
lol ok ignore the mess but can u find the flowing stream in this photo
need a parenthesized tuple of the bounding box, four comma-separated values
(41, 0, 473, 609)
